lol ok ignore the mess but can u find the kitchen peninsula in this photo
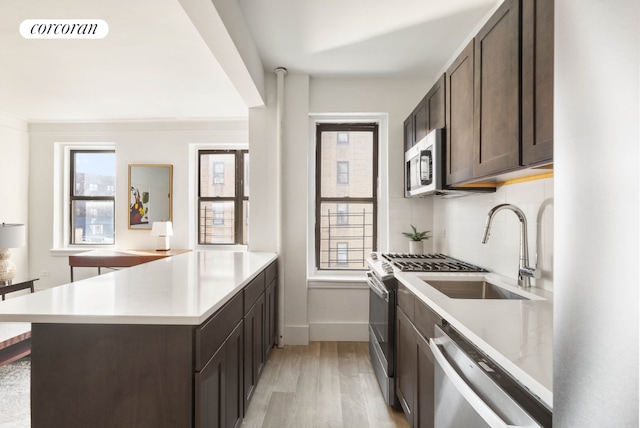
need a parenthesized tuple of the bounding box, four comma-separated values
(0, 251, 278, 428)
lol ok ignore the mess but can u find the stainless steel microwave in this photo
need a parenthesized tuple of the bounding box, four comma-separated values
(405, 128, 444, 197)
(405, 128, 495, 198)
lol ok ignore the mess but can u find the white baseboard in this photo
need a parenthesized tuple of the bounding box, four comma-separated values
(309, 322, 369, 342)
(284, 325, 309, 345)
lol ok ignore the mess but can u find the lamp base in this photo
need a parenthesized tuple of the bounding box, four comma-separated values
(156, 236, 171, 251)
(0, 248, 16, 284)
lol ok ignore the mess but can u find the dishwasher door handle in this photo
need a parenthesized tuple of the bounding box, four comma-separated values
(430, 337, 529, 428)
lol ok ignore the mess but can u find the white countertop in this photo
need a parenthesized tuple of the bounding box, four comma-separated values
(395, 269, 553, 408)
(0, 251, 277, 326)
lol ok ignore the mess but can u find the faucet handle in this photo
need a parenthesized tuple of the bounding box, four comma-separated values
(519, 266, 541, 279)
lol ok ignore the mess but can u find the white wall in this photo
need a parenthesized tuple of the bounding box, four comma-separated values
(554, 0, 638, 424)
(274, 76, 435, 343)
(434, 177, 554, 291)
(28, 120, 248, 289)
(0, 114, 29, 294)
(310, 77, 437, 255)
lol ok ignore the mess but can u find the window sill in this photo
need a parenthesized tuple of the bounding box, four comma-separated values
(308, 271, 368, 289)
(50, 246, 116, 257)
(195, 245, 248, 252)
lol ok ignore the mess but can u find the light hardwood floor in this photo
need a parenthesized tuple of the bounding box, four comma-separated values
(241, 342, 409, 428)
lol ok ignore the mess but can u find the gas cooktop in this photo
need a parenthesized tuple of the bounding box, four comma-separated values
(380, 253, 487, 273)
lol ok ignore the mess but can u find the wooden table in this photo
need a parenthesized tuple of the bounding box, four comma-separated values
(0, 278, 38, 365)
(0, 322, 32, 366)
(68, 249, 190, 281)
(0, 277, 38, 301)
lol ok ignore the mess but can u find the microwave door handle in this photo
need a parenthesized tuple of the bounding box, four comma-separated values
(420, 150, 432, 185)
(429, 338, 527, 428)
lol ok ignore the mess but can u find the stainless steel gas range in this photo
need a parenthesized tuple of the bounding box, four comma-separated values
(366, 252, 487, 408)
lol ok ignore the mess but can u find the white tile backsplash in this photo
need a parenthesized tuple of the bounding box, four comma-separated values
(433, 177, 554, 291)
(388, 196, 434, 253)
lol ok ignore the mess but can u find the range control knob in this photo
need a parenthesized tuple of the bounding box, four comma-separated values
(382, 262, 393, 274)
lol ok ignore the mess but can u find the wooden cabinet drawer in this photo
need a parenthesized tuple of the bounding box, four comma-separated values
(195, 319, 243, 428)
(414, 298, 442, 340)
(265, 261, 277, 286)
(397, 281, 415, 322)
(195, 291, 243, 371)
(244, 271, 266, 314)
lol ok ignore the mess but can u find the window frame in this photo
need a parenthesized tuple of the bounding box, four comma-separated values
(198, 149, 249, 245)
(314, 123, 379, 271)
(68, 149, 116, 246)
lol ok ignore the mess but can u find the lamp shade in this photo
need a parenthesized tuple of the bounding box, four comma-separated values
(151, 221, 173, 237)
(0, 223, 25, 248)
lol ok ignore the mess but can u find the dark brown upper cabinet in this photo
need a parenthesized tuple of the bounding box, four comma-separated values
(473, 0, 521, 178)
(404, 97, 428, 151)
(426, 74, 446, 131)
(404, 74, 446, 151)
(404, 115, 415, 151)
(522, 0, 554, 165)
(406, 0, 553, 188)
(414, 100, 429, 144)
(445, 41, 475, 185)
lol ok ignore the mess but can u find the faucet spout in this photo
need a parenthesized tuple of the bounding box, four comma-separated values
(481, 204, 539, 287)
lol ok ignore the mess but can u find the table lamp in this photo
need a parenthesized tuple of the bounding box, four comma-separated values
(151, 221, 173, 251)
(0, 223, 26, 285)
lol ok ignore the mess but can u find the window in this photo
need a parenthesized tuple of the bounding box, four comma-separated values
(212, 203, 224, 225)
(70, 150, 116, 245)
(198, 150, 249, 244)
(316, 123, 378, 270)
(337, 161, 349, 184)
(336, 203, 349, 225)
(337, 132, 349, 144)
(336, 242, 349, 265)
(213, 162, 225, 184)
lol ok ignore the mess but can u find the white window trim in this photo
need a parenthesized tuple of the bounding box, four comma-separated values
(307, 113, 389, 281)
(188, 142, 249, 251)
(51, 142, 116, 255)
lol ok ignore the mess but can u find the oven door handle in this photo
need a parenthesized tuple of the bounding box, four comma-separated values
(430, 337, 526, 428)
(366, 272, 389, 302)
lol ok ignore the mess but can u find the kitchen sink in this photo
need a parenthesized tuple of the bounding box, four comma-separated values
(424, 279, 529, 300)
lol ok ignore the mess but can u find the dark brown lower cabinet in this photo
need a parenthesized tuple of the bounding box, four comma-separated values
(265, 277, 277, 360)
(243, 293, 266, 412)
(196, 320, 244, 428)
(31, 323, 195, 428)
(30, 260, 278, 428)
(396, 307, 416, 426)
(396, 299, 439, 428)
(415, 333, 435, 428)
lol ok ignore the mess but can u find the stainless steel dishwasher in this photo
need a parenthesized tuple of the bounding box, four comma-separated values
(430, 324, 552, 428)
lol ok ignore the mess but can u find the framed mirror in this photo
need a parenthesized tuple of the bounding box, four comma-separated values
(128, 164, 173, 229)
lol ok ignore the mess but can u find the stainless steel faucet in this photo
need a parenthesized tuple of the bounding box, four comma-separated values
(481, 203, 540, 288)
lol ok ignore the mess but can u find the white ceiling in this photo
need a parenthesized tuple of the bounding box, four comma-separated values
(237, 0, 496, 77)
(0, 0, 497, 122)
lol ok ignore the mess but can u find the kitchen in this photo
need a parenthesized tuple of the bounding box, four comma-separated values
(0, 0, 638, 427)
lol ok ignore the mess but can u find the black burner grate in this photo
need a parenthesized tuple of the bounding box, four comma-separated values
(380, 253, 487, 272)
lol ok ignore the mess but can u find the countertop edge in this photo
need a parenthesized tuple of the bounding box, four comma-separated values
(0, 251, 278, 326)
(395, 270, 554, 408)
